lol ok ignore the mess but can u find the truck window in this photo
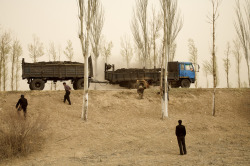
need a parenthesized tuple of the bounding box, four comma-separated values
(180, 64, 184, 70)
(185, 64, 194, 71)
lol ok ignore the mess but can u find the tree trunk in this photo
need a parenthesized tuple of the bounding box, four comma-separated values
(212, 88, 216, 116)
(80, 0, 91, 121)
(212, 9, 216, 116)
(238, 58, 240, 88)
(227, 60, 229, 88)
(163, 44, 169, 118)
(247, 61, 250, 87)
(94, 56, 98, 90)
(11, 53, 15, 91)
(160, 48, 164, 119)
(82, 54, 89, 120)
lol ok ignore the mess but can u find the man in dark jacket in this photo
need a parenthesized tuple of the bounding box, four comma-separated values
(175, 120, 187, 155)
(16, 95, 28, 117)
(63, 82, 71, 105)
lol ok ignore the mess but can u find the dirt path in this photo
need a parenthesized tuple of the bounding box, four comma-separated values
(0, 88, 249, 166)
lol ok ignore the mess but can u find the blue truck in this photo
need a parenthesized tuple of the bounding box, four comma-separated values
(105, 61, 198, 88)
(168, 61, 198, 88)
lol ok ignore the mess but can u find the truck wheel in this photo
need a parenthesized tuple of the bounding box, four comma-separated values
(76, 78, 90, 89)
(30, 79, 45, 90)
(73, 82, 78, 90)
(181, 79, 190, 88)
(129, 82, 137, 89)
(29, 83, 34, 90)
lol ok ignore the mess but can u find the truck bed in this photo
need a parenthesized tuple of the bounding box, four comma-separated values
(105, 68, 161, 84)
(22, 58, 93, 80)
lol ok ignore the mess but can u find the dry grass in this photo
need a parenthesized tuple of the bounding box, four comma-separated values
(0, 110, 47, 160)
(0, 89, 249, 165)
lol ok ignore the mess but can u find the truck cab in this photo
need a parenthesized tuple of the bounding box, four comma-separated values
(168, 62, 197, 88)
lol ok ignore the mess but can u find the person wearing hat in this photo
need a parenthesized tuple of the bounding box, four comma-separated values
(16, 94, 28, 117)
(175, 120, 187, 155)
(63, 82, 71, 105)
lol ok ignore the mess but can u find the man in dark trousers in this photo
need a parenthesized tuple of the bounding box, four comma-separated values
(16, 94, 28, 117)
(63, 82, 71, 105)
(175, 120, 187, 155)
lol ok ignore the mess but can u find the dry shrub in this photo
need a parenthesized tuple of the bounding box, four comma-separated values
(0, 110, 47, 160)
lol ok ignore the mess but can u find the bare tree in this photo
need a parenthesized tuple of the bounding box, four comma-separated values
(48, 42, 57, 90)
(134, 46, 143, 67)
(28, 34, 44, 62)
(58, 44, 62, 61)
(207, 0, 222, 116)
(150, 6, 162, 68)
(49, 42, 57, 62)
(64, 40, 74, 61)
(78, 0, 96, 121)
(90, 0, 104, 89)
(203, 60, 213, 88)
(223, 42, 231, 88)
(188, 39, 198, 88)
(169, 42, 176, 62)
(0, 31, 11, 91)
(15, 42, 22, 91)
(131, 0, 149, 68)
(233, 38, 242, 88)
(102, 40, 113, 64)
(160, 0, 183, 119)
(120, 34, 133, 68)
(11, 39, 22, 91)
(234, 0, 250, 87)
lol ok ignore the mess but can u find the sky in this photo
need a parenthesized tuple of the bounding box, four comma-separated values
(0, 0, 249, 90)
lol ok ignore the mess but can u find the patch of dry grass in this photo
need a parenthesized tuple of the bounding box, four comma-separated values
(0, 110, 47, 160)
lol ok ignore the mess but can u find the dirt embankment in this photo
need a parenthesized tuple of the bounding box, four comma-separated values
(0, 88, 249, 166)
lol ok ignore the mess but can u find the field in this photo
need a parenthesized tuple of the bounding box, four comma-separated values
(0, 88, 249, 166)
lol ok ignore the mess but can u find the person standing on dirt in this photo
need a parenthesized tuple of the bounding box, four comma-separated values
(137, 84, 145, 99)
(63, 82, 71, 105)
(175, 120, 187, 155)
(16, 95, 28, 117)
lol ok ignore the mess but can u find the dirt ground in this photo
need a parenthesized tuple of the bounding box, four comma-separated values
(0, 88, 249, 166)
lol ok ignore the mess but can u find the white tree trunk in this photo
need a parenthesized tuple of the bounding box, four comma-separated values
(81, 55, 89, 120)
(163, 45, 169, 118)
(94, 57, 98, 90)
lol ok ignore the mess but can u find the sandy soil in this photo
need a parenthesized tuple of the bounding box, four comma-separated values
(0, 88, 249, 166)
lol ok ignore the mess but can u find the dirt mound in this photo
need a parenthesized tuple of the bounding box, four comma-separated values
(0, 88, 249, 166)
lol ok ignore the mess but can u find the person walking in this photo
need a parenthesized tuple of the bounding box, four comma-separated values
(175, 120, 187, 155)
(137, 84, 145, 99)
(63, 82, 71, 105)
(16, 94, 28, 117)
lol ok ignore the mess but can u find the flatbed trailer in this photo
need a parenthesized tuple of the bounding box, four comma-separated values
(22, 57, 93, 90)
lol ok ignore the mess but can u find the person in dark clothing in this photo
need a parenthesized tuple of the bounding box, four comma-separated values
(175, 120, 187, 155)
(63, 82, 71, 105)
(137, 85, 144, 99)
(16, 95, 28, 117)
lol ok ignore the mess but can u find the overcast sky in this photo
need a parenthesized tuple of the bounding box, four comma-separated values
(0, 0, 249, 90)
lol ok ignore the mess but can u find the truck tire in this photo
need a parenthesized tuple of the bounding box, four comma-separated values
(73, 82, 78, 90)
(29, 83, 34, 90)
(129, 82, 137, 89)
(181, 79, 190, 88)
(76, 78, 90, 89)
(30, 79, 45, 90)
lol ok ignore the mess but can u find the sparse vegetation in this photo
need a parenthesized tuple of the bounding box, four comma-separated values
(0, 110, 47, 160)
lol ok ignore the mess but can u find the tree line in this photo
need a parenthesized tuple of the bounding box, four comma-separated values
(1, 0, 249, 93)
